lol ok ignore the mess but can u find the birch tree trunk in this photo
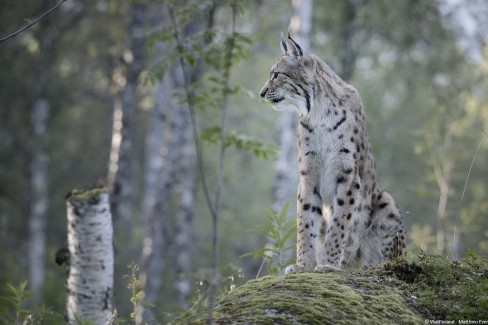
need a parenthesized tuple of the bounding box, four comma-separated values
(108, 3, 147, 226)
(137, 74, 173, 324)
(27, 26, 56, 301)
(138, 12, 205, 315)
(171, 68, 196, 309)
(272, 0, 313, 214)
(28, 98, 49, 300)
(430, 132, 453, 256)
(66, 187, 114, 325)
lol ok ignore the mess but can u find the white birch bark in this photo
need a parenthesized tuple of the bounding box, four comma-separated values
(66, 188, 113, 325)
(28, 98, 49, 300)
(108, 3, 147, 226)
(272, 0, 313, 214)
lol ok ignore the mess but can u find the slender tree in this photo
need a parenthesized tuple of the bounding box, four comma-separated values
(137, 71, 176, 324)
(108, 3, 148, 227)
(28, 98, 49, 301)
(27, 25, 57, 300)
(268, 0, 313, 271)
(272, 0, 313, 213)
(171, 65, 197, 309)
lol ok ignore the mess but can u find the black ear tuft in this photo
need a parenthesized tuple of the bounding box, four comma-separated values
(280, 32, 288, 54)
(282, 33, 304, 58)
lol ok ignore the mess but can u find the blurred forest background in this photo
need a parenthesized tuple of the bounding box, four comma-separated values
(1, 0, 488, 322)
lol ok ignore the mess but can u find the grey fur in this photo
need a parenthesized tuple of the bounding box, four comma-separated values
(260, 36, 406, 273)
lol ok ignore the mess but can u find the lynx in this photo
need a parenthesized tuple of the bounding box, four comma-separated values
(260, 35, 406, 272)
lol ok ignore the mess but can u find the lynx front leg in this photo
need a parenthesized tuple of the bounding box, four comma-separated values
(285, 182, 323, 274)
(316, 176, 360, 270)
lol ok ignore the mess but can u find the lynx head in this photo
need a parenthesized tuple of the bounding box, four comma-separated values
(260, 34, 316, 115)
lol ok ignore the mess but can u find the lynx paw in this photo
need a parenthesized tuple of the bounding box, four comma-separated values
(284, 264, 309, 274)
(314, 264, 341, 273)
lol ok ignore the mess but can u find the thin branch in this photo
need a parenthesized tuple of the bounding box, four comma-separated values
(166, 3, 217, 219)
(208, 2, 237, 324)
(0, 0, 68, 43)
(451, 133, 484, 259)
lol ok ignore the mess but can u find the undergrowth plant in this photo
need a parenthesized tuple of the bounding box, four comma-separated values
(114, 262, 154, 324)
(0, 281, 62, 324)
(243, 202, 296, 277)
(166, 263, 244, 323)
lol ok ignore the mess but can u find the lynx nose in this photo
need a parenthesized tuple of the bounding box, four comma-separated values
(260, 86, 268, 98)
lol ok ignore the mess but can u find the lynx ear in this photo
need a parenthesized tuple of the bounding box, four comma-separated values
(280, 32, 288, 54)
(284, 32, 304, 58)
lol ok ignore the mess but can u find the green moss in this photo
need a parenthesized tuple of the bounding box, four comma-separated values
(176, 271, 422, 324)
(68, 187, 107, 201)
(384, 253, 488, 320)
(175, 254, 488, 324)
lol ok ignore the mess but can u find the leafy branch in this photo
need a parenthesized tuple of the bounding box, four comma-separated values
(242, 202, 296, 277)
(200, 126, 277, 159)
(0, 0, 68, 43)
(163, 1, 245, 322)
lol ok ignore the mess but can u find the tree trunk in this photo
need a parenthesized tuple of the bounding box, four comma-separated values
(429, 127, 453, 256)
(269, 0, 313, 266)
(171, 68, 196, 309)
(290, 0, 312, 49)
(338, 0, 360, 81)
(66, 187, 114, 325)
(108, 3, 148, 226)
(272, 0, 313, 212)
(28, 98, 49, 300)
(137, 73, 174, 324)
(433, 158, 451, 256)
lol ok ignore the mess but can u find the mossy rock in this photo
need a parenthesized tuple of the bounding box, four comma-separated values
(67, 186, 107, 201)
(176, 254, 488, 324)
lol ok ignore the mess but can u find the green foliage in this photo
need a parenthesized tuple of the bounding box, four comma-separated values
(116, 262, 154, 324)
(169, 263, 245, 323)
(72, 313, 94, 325)
(384, 252, 488, 320)
(242, 202, 296, 277)
(0, 281, 62, 325)
(0, 281, 31, 324)
(200, 126, 277, 159)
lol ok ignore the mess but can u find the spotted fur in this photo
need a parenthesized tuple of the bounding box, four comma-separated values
(260, 35, 406, 272)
